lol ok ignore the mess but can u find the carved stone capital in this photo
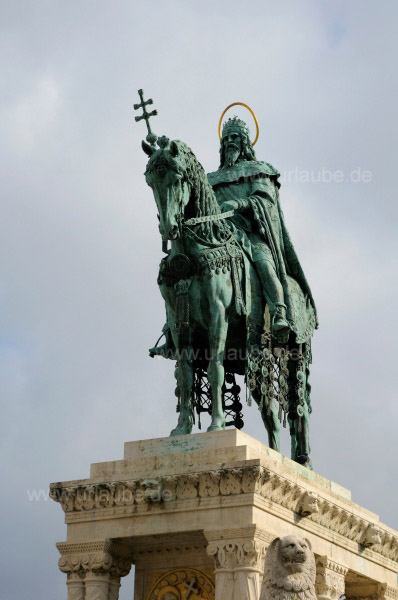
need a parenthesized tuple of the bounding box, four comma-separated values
(57, 540, 131, 578)
(205, 527, 269, 572)
(207, 538, 267, 571)
(205, 530, 268, 600)
(378, 583, 398, 600)
(346, 582, 398, 600)
(316, 556, 348, 600)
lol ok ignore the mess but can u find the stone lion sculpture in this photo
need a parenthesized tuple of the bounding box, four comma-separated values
(299, 491, 319, 517)
(260, 536, 317, 600)
(361, 524, 382, 548)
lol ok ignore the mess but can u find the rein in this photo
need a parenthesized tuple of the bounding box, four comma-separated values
(183, 210, 235, 227)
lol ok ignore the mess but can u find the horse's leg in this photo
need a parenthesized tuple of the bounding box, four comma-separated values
(289, 418, 298, 462)
(288, 408, 311, 468)
(297, 358, 312, 468)
(167, 302, 193, 435)
(299, 402, 312, 468)
(207, 302, 228, 432)
(287, 347, 312, 468)
(252, 389, 280, 451)
(170, 346, 194, 436)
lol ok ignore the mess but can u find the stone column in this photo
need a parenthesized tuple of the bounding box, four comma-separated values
(85, 571, 111, 600)
(315, 556, 348, 600)
(57, 540, 132, 600)
(109, 575, 121, 600)
(108, 558, 131, 600)
(66, 572, 85, 600)
(205, 528, 269, 600)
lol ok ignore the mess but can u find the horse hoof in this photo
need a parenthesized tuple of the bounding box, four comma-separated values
(170, 428, 182, 436)
(207, 422, 225, 432)
(170, 427, 191, 436)
(296, 454, 313, 470)
(170, 419, 192, 436)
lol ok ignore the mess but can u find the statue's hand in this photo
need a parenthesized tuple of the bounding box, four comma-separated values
(221, 200, 239, 213)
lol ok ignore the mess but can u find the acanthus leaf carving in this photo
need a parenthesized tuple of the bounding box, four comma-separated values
(241, 465, 261, 493)
(199, 470, 221, 497)
(161, 475, 178, 501)
(219, 469, 243, 495)
(175, 473, 199, 499)
(207, 539, 267, 571)
(315, 556, 348, 600)
(58, 544, 131, 579)
(50, 467, 398, 566)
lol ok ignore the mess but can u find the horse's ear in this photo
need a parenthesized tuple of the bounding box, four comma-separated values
(142, 140, 155, 156)
(170, 141, 179, 157)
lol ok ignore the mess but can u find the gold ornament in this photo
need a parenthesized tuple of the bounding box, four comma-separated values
(147, 568, 214, 600)
(218, 102, 259, 146)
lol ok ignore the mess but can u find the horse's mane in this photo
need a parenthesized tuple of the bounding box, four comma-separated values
(172, 140, 231, 243)
(146, 139, 231, 244)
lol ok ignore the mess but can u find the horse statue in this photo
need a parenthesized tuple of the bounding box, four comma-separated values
(141, 133, 317, 469)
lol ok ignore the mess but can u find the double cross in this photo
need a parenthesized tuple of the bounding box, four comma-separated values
(183, 577, 200, 600)
(134, 89, 158, 141)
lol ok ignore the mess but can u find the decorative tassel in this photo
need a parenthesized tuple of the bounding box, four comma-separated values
(247, 383, 252, 407)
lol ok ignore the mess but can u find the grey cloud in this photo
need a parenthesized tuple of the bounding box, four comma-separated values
(0, 2, 397, 598)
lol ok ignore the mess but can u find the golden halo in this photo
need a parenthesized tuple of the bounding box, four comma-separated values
(218, 102, 259, 146)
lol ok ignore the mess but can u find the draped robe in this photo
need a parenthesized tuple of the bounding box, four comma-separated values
(207, 160, 318, 343)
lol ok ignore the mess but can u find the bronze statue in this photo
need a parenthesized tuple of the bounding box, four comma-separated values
(136, 92, 318, 469)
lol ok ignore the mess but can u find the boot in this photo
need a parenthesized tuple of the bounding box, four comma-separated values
(272, 303, 290, 342)
(149, 324, 176, 360)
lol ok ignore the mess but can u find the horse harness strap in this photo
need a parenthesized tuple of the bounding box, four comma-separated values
(157, 241, 247, 318)
(183, 210, 235, 227)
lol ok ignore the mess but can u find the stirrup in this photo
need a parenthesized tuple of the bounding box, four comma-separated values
(149, 333, 176, 360)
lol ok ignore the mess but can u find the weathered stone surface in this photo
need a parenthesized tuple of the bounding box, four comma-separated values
(260, 536, 317, 600)
(51, 431, 398, 600)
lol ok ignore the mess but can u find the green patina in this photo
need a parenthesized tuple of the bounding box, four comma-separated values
(135, 94, 318, 470)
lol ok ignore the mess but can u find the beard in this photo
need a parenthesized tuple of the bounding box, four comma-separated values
(224, 145, 241, 167)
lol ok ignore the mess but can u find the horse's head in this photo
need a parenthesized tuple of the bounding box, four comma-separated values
(143, 137, 190, 241)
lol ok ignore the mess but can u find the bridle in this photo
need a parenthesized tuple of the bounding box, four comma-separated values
(161, 162, 235, 249)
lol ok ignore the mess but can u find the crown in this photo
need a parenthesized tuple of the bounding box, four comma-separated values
(221, 116, 250, 140)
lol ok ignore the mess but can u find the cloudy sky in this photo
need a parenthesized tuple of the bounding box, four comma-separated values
(1, 1, 397, 598)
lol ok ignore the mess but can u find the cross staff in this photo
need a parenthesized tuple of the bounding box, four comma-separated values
(134, 89, 158, 143)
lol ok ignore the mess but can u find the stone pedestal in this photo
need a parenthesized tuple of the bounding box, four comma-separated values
(51, 430, 398, 600)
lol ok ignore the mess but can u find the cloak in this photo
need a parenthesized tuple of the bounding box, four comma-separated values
(208, 161, 318, 341)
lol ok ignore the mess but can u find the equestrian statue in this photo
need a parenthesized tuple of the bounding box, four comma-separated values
(134, 91, 318, 469)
